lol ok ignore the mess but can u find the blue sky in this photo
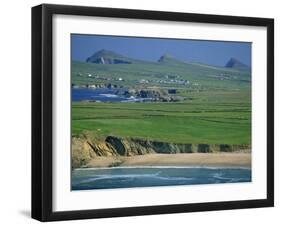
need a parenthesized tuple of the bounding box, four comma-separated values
(71, 34, 251, 67)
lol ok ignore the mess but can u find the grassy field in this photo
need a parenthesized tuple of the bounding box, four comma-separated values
(72, 90, 251, 144)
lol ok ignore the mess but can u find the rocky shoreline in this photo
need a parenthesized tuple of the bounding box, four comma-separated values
(72, 85, 185, 102)
(72, 134, 251, 168)
(117, 88, 185, 102)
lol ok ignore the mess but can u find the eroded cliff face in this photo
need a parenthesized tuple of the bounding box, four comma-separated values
(71, 136, 117, 168)
(71, 134, 251, 168)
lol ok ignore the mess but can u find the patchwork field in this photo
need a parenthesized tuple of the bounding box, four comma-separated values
(72, 90, 251, 144)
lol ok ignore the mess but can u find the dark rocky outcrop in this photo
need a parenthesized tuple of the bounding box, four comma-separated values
(122, 88, 185, 102)
(197, 144, 211, 153)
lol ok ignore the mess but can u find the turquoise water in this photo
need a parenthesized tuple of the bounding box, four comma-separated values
(71, 167, 251, 190)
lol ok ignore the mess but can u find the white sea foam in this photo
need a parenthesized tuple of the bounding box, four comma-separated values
(80, 172, 161, 183)
(79, 172, 195, 184)
(212, 172, 249, 182)
(99, 94, 118, 98)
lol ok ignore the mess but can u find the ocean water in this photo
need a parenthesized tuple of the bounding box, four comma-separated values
(72, 88, 127, 102)
(71, 167, 251, 190)
(72, 88, 148, 102)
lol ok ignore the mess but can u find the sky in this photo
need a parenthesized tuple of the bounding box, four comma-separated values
(71, 34, 251, 67)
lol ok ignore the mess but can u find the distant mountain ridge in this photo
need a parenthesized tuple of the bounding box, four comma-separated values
(86, 49, 135, 64)
(225, 58, 250, 70)
(86, 49, 250, 72)
(158, 53, 186, 65)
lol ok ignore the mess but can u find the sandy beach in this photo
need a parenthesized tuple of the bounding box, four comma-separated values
(85, 152, 251, 168)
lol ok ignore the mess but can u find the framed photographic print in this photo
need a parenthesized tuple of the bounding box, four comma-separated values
(32, 4, 274, 221)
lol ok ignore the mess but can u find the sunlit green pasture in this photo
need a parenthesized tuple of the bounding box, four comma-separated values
(72, 90, 251, 144)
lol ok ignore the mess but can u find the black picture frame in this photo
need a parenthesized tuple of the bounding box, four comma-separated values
(32, 4, 274, 222)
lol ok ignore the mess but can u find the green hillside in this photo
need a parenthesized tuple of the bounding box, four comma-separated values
(72, 50, 251, 91)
